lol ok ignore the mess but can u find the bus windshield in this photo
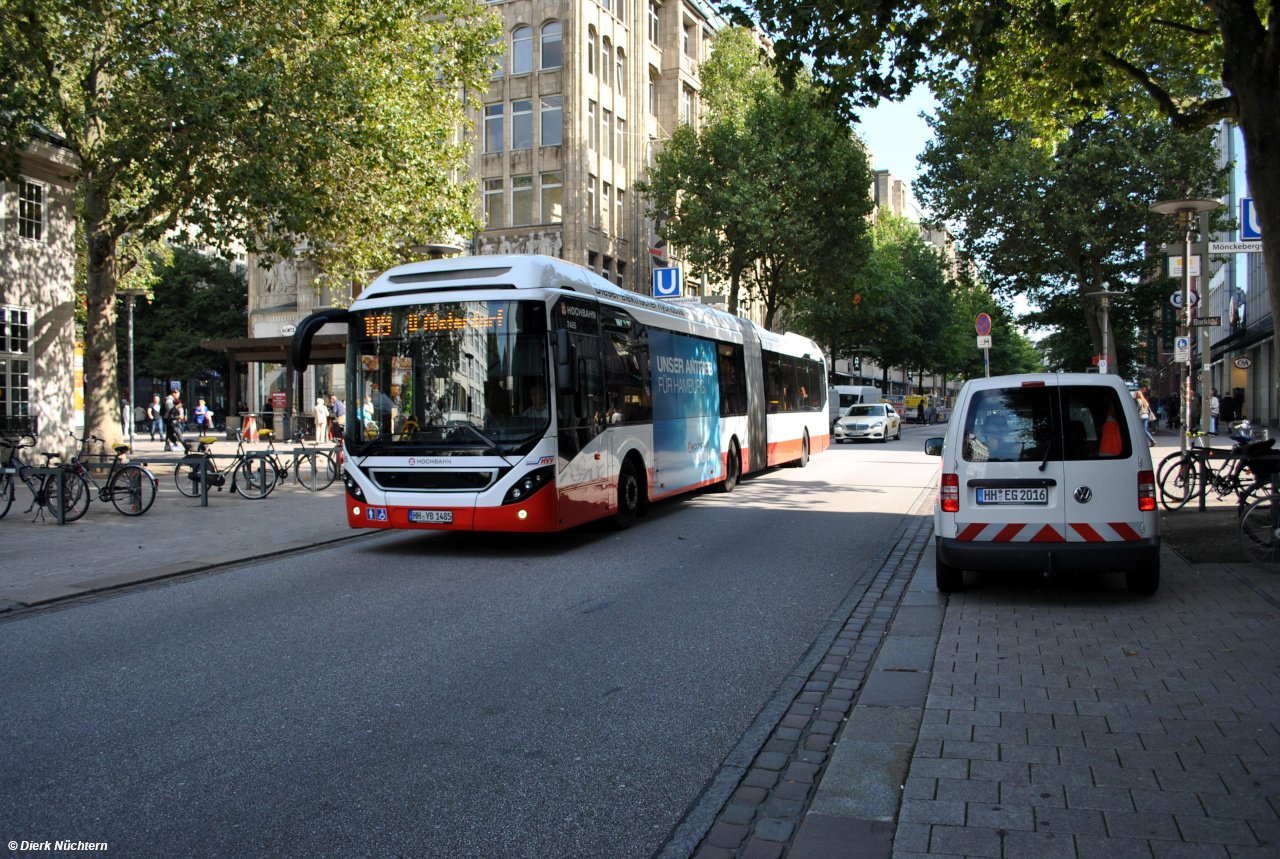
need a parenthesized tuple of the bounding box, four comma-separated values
(347, 300, 548, 454)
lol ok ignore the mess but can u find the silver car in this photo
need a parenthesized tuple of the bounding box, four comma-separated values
(833, 403, 901, 443)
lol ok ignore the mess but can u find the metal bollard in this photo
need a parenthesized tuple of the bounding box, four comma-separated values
(200, 456, 209, 507)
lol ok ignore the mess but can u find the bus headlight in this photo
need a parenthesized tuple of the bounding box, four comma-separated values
(343, 472, 366, 501)
(503, 466, 554, 505)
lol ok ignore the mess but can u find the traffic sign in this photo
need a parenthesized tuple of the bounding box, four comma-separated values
(1169, 291, 1200, 309)
(975, 313, 992, 336)
(1168, 255, 1202, 278)
(1210, 241, 1262, 254)
(1174, 336, 1191, 363)
(1098, 358, 1109, 374)
(977, 335, 992, 348)
(1242, 198, 1261, 240)
(1191, 316, 1221, 327)
(652, 267, 681, 298)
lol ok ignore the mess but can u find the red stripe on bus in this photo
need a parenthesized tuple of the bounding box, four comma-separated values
(1030, 524, 1065, 542)
(957, 523, 986, 541)
(1109, 522, 1142, 542)
(992, 523, 1025, 542)
(1070, 523, 1106, 542)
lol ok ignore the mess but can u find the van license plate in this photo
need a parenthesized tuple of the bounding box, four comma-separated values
(409, 509, 453, 523)
(976, 488, 1048, 505)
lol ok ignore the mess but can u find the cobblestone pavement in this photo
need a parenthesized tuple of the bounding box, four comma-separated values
(894, 549, 1280, 859)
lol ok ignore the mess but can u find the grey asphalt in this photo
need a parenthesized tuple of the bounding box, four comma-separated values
(0, 432, 939, 857)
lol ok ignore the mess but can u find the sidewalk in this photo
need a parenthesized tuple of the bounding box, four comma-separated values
(0, 436, 359, 612)
(791, 535, 1280, 857)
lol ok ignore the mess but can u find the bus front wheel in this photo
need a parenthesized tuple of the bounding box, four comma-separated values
(611, 461, 642, 530)
(718, 441, 740, 493)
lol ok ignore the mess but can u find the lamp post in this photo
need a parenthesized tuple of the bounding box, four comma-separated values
(118, 288, 148, 445)
(1151, 197, 1221, 454)
(1085, 284, 1123, 374)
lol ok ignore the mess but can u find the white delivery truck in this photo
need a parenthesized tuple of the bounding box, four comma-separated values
(828, 385, 883, 427)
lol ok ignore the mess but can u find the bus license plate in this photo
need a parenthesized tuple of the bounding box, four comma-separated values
(976, 487, 1048, 505)
(409, 509, 453, 523)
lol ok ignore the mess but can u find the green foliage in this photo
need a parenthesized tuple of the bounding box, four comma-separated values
(636, 28, 874, 329)
(114, 247, 248, 382)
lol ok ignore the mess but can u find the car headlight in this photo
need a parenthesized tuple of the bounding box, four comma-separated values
(502, 466, 555, 505)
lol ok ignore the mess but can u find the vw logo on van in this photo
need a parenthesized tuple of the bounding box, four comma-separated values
(1074, 486, 1093, 504)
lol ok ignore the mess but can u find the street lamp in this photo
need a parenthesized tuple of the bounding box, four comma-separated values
(1151, 196, 1221, 454)
(1084, 284, 1123, 374)
(118, 288, 148, 445)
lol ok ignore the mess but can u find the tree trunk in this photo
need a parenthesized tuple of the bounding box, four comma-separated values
(83, 187, 123, 446)
(727, 262, 741, 316)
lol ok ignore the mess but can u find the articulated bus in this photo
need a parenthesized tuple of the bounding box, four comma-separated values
(291, 255, 829, 533)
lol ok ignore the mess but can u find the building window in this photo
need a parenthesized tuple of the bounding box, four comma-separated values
(489, 39, 503, 78)
(588, 28, 596, 76)
(617, 118, 626, 164)
(648, 68, 658, 115)
(649, 1, 660, 44)
(484, 104, 503, 153)
(512, 175, 534, 226)
(484, 178, 505, 228)
(602, 38, 611, 88)
(512, 99, 533, 150)
(602, 0, 610, 12)
(683, 21, 694, 57)
(18, 179, 45, 242)
(616, 261, 626, 289)
(616, 0, 625, 18)
(602, 182, 612, 234)
(588, 250, 598, 272)
(616, 49, 625, 93)
(0, 307, 31, 416)
(681, 87, 693, 125)
(587, 176, 597, 229)
(603, 255, 613, 278)
(540, 21, 562, 69)
(541, 172, 563, 223)
(540, 96, 563, 146)
(617, 189, 625, 237)
(588, 100, 597, 151)
(603, 109, 612, 160)
(512, 26, 533, 74)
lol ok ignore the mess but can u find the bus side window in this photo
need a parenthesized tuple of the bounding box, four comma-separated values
(717, 342, 747, 416)
(602, 309, 650, 424)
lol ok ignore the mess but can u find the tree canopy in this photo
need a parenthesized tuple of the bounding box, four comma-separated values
(0, 0, 499, 443)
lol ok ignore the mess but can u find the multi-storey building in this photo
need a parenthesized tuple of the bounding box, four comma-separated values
(469, 0, 727, 296)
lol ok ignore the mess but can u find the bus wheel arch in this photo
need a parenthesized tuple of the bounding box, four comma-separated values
(718, 437, 741, 493)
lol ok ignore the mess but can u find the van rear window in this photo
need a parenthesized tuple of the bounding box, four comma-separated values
(962, 388, 1055, 462)
(1061, 385, 1132, 460)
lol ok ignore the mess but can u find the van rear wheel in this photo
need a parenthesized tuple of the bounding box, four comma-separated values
(936, 549, 964, 592)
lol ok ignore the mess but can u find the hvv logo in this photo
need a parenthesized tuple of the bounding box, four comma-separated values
(1242, 198, 1262, 241)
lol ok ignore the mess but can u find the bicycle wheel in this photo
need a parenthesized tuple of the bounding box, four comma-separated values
(234, 455, 277, 499)
(0, 468, 13, 519)
(174, 458, 213, 498)
(1155, 449, 1188, 488)
(1158, 454, 1199, 510)
(296, 451, 336, 490)
(109, 465, 157, 515)
(1239, 497, 1280, 572)
(49, 469, 90, 522)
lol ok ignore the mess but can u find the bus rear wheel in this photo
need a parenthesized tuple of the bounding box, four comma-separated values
(792, 432, 809, 467)
(718, 441, 740, 493)
(611, 461, 642, 530)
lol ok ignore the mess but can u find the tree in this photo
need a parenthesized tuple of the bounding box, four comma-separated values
(730, 0, 1280, 413)
(915, 90, 1227, 370)
(0, 0, 498, 444)
(115, 247, 248, 385)
(636, 27, 873, 328)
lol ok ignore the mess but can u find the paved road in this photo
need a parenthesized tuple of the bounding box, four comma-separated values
(0, 430, 940, 858)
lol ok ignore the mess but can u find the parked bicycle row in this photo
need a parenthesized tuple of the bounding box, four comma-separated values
(0, 427, 342, 524)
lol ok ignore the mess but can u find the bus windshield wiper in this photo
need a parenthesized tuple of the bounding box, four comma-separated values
(452, 424, 508, 458)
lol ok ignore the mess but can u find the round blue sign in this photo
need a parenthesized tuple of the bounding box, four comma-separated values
(975, 313, 992, 336)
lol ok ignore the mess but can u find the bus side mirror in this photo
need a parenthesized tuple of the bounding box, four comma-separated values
(555, 329, 577, 394)
(925, 437, 944, 456)
(290, 308, 349, 371)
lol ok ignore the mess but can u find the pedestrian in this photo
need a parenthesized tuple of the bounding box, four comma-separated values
(329, 396, 345, 440)
(164, 389, 185, 452)
(314, 397, 329, 443)
(1221, 390, 1237, 426)
(1134, 387, 1155, 447)
(148, 395, 163, 441)
(1210, 388, 1220, 435)
(194, 398, 210, 433)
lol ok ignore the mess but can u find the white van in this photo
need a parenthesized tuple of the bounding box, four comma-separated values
(925, 373, 1160, 595)
(828, 385, 883, 426)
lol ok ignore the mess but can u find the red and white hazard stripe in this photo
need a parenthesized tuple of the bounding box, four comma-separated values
(956, 522, 1143, 542)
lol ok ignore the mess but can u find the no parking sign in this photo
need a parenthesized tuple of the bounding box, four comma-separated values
(975, 313, 992, 336)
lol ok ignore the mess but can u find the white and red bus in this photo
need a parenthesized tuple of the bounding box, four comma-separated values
(291, 255, 829, 532)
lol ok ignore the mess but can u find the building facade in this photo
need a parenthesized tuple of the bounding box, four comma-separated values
(0, 130, 79, 456)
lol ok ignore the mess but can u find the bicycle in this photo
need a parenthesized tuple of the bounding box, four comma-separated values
(1157, 431, 1272, 511)
(173, 429, 278, 499)
(67, 431, 159, 516)
(1237, 452, 1280, 571)
(0, 432, 90, 522)
(258, 428, 338, 490)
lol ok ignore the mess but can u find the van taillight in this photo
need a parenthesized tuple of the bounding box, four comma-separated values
(941, 473, 959, 513)
(1021, 381, 1045, 387)
(1138, 470, 1156, 511)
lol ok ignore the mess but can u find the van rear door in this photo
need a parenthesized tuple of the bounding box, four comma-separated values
(1058, 383, 1147, 544)
(955, 383, 1067, 543)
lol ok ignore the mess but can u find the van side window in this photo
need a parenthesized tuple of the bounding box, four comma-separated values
(1061, 386, 1132, 460)
(962, 388, 1057, 463)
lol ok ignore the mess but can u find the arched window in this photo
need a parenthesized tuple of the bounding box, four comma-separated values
(616, 48, 625, 92)
(540, 21, 562, 69)
(587, 28, 597, 76)
(602, 38, 611, 88)
(512, 26, 532, 74)
(648, 67, 659, 115)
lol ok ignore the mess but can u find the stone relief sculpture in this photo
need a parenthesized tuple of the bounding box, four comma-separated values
(262, 258, 301, 295)
(477, 231, 563, 258)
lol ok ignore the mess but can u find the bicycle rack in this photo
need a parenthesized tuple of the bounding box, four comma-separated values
(10, 466, 67, 524)
(178, 455, 213, 507)
(292, 448, 322, 491)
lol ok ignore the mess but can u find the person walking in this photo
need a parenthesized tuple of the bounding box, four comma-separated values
(163, 389, 185, 452)
(1134, 387, 1155, 446)
(148, 395, 163, 441)
(1210, 388, 1220, 435)
(313, 397, 329, 443)
(194, 398, 210, 434)
(329, 396, 345, 440)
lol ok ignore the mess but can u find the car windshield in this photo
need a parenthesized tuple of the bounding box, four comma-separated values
(347, 300, 548, 454)
(845, 405, 886, 417)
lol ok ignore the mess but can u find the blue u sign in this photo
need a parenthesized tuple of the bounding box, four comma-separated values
(1242, 198, 1262, 241)
(653, 267, 681, 298)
